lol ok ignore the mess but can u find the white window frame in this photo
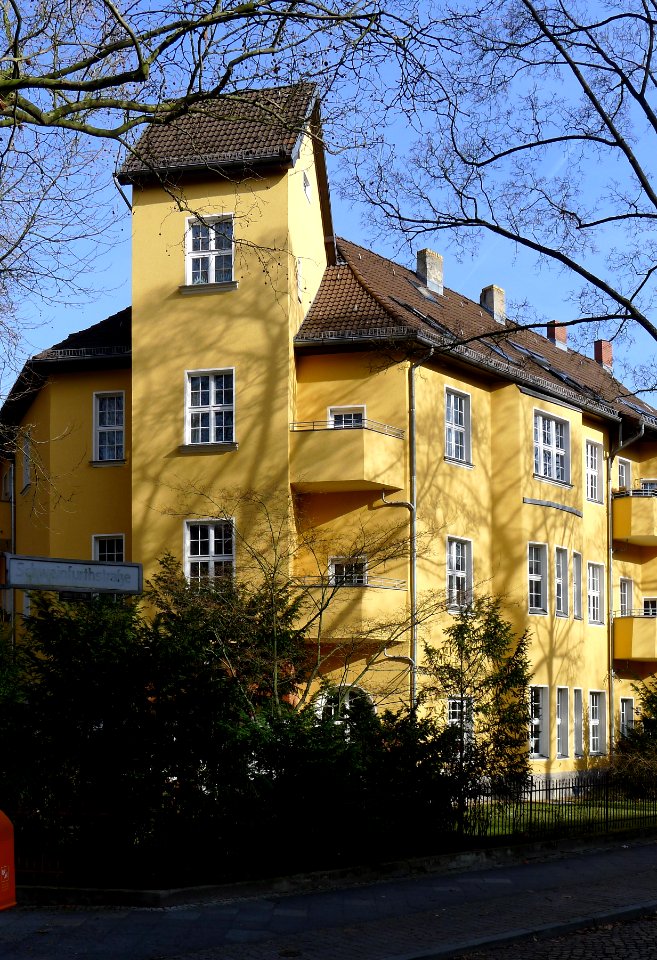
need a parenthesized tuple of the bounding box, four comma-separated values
(586, 440, 603, 503)
(618, 458, 631, 490)
(296, 256, 303, 302)
(445, 388, 471, 464)
(619, 578, 633, 616)
(93, 391, 125, 462)
(555, 547, 568, 617)
(329, 557, 367, 586)
(589, 690, 607, 754)
(328, 405, 365, 429)
(185, 369, 235, 445)
(573, 688, 584, 756)
(556, 687, 569, 758)
(641, 478, 657, 492)
(447, 696, 474, 742)
(530, 686, 549, 758)
(319, 686, 374, 722)
(446, 537, 473, 611)
(185, 215, 234, 286)
(644, 598, 657, 617)
(587, 562, 605, 625)
(619, 697, 634, 738)
(528, 543, 548, 614)
(0, 464, 11, 502)
(92, 534, 125, 563)
(533, 411, 569, 484)
(185, 520, 235, 582)
(573, 552, 583, 619)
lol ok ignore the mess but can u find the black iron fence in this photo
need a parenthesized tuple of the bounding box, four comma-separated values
(458, 773, 657, 841)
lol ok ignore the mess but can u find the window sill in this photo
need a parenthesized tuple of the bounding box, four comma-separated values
(179, 442, 239, 453)
(19, 483, 30, 495)
(179, 281, 238, 295)
(586, 497, 604, 505)
(555, 612, 569, 618)
(90, 459, 126, 467)
(588, 620, 605, 627)
(533, 474, 573, 489)
(444, 457, 474, 469)
(529, 608, 548, 616)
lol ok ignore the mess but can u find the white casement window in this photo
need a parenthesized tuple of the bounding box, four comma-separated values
(445, 389, 471, 464)
(302, 170, 312, 203)
(329, 406, 365, 429)
(530, 686, 549, 758)
(186, 370, 235, 445)
(446, 538, 472, 609)
(447, 696, 474, 742)
(94, 392, 125, 462)
(528, 543, 548, 614)
(447, 537, 473, 610)
(186, 520, 234, 581)
(620, 698, 634, 738)
(619, 578, 633, 616)
(589, 691, 607, 754)
(644, 598, 657, 617)
(0, 464, 11, 502)
(556, 687, 569, 758)
(641, 478, 657, 493)
(573, 688, 584, 756)
(587, 563, 604, 624)
(186, 216, 233, 285)
(296, 256, 303, 302)
(320, 687, 374, 722)
(330, 557, 367, 586)
(618, 458, 631, 490)
(586, 441, 603, 502)
(555, 547, 568, 617)
(21, 431, 31, 489)
(533, 411, 569, 483)
(93, 535, 125, 563)
(573, 552, 582, 619)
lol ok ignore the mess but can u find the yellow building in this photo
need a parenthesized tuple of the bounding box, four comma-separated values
(3, 83, 657, 775)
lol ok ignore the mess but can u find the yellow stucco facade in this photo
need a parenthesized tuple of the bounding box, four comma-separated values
(3, 94, 657, 777)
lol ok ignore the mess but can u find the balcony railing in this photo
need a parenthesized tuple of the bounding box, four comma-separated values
(613, 488, 657, 498)
(290, 419, 405, 439)
(295, 575, 407, 590)
(614, 609, 657, 619)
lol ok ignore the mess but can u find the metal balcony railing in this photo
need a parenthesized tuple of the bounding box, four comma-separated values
(613, 487, 657, 498)
(290, 419, 405, 439)
(615, 608, 657, 618)
(295, 575, 407, 590)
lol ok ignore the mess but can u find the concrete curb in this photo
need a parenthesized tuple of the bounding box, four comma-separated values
(394, 902, 657, 960)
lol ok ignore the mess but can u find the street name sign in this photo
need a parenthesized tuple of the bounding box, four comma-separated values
(4, 554, 142, 595)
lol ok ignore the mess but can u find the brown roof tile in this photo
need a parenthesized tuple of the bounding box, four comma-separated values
(118, 84, 317, 182)
(298, 238, 657, 425)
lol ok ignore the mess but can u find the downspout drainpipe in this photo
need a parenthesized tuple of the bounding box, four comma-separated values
(380, 347, 434, 710)
(607, 421, 645, 756)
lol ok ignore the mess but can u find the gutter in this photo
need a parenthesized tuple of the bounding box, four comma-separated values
(380, 347, 434, 709)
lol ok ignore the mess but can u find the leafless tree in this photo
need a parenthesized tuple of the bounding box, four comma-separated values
(353, 0, 657, 380)
(0, 0, 432, 357)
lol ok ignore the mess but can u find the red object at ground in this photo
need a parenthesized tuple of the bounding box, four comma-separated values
(0, 810, 16, 909)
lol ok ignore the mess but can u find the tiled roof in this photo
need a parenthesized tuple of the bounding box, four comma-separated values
(298, 239, 657, 425)
(38, 308, 131, 356)
(118, 84, 317, 182)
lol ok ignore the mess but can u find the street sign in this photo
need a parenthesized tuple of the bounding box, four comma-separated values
(4, 554, 142, 595)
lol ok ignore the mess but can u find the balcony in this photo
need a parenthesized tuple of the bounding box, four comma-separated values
(613, 490, 657, 545)
(295, 575, 408, 639)
(289, 420, 406, 493)
(614, 612, 657, 661)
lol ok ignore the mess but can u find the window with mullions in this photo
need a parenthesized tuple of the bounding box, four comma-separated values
(329, 406, 364, 429)
(586, 441, 603, 503)
(620, 578, 633, 616)
(587, 563, 604, 624)
(93, 535, 124, 563)
(534, 411, 569, 483)
(186, 217, 233, 285)
(555, 547, 568, 617)
(528, 543, 547, 614)
(620, 698, 634, 738)
(186, 521, 234, 581)
(589, 691, 606, 754)
(447, 537, 472, 609)
(330, 558, 367, 586)
(557, 687, 569, 758)
(530, 686, 549, 758)
(445, 389, 471, 463)
(94, 392, 124, 461)
(186, 370, 234, 444)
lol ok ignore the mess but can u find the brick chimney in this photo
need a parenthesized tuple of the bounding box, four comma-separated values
(594, 339, 613, 372)
(480, 285, 506, 324)
(546, 321, 567, 350)
(416, 248, 443, 295)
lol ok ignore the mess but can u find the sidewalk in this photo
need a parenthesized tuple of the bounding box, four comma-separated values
(1, 837, 657, 960)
